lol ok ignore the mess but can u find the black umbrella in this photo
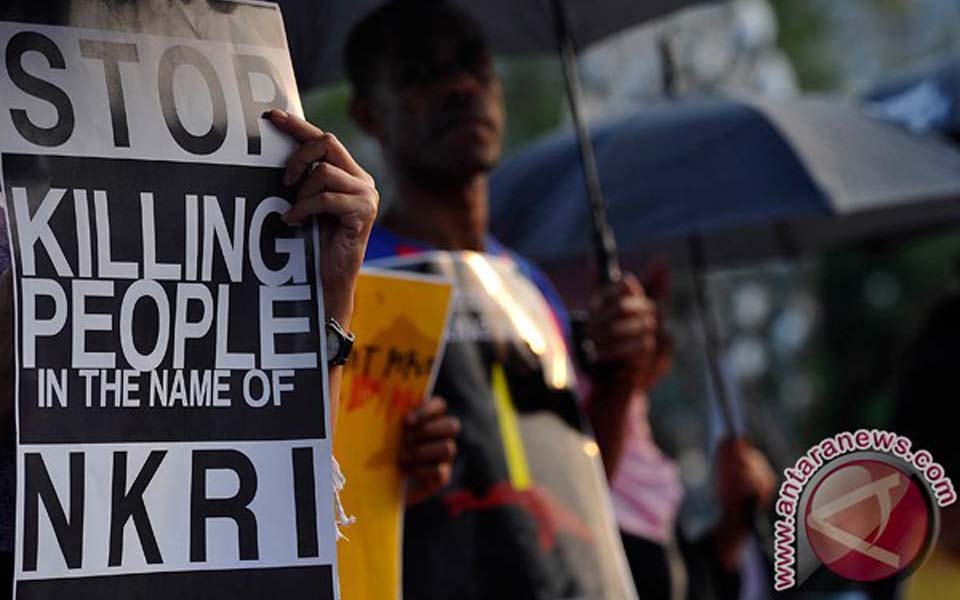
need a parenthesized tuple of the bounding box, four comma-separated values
(278, 0, 721, 87)
(491, 95, 960, 268)
(490, 94, 960, 434)
(275, 0, 723, 283)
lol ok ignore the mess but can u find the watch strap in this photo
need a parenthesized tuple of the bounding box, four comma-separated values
(325, 317, 355, 366)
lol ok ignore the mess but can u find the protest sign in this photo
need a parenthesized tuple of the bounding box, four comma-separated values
(0, 2, 337, 598)
(334, 269, 453, 600)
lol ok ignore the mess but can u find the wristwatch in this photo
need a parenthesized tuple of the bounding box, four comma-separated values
(324, 317, 355, 366)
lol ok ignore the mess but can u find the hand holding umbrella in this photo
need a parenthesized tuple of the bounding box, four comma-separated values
(713, 437, 777, 571)
(582, 271, 671, 475)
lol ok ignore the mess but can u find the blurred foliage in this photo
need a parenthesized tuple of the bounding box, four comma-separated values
(811, 232, 960, 440)
(302, 84, 352, 135)
(768, 0, 836, 91)
(770, 0, 960, 92)
(301, 84, 389, 188)
(497, 57, 566, 156)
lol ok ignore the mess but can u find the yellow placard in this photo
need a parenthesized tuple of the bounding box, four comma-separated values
(334, 268, 453, 600)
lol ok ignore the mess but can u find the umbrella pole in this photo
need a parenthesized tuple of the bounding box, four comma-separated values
(550, 0, 621, 285)
(688, 235, 739, 436)
(689, 240, 778, 559)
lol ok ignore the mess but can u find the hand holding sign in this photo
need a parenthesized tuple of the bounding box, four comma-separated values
(400, 396, 460, 506)
(264, 110, 379, 326)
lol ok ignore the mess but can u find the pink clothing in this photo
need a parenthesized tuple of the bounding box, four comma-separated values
(610, 392, 684, 544)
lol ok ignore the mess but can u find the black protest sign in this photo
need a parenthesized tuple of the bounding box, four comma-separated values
(0, 2, 337, 598)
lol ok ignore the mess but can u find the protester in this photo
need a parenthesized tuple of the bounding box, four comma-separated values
(891, 292, 960, 599)
(609, 286, 778, 600)
(344, 2, 664, 597)
(0, 112, 382, 590)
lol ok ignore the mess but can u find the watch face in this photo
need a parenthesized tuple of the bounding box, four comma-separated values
(325, 329, 341, 359)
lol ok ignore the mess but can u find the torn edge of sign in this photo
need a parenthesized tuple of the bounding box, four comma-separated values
(333, 456, 356, 541)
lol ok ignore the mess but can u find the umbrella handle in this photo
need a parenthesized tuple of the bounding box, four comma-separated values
(593, 206, 622, 285)
(549, 0, 622, 285)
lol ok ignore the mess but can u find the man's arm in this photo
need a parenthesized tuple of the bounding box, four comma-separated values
(584, 273, 662, 476)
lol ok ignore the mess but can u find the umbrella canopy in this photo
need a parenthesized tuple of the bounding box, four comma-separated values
(489, 95, 960, 269)
(275, 0, 721, 88)
(863, 55, 960, 140)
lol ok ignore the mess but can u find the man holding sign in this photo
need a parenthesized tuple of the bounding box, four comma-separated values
(347, 2, 662, 598)
(0, 1, 378, 598)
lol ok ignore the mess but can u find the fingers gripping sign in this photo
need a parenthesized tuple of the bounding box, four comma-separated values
(263, 110, 378, 324)
(399, 396, 461, 506)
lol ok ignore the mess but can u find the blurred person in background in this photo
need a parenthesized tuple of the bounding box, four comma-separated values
(891, 290, 960, 599)
(344, 1, 775, 598)
(345, 1, 659, 598)
(799, 282, 960, 600)
(611, 269, 777, 600)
